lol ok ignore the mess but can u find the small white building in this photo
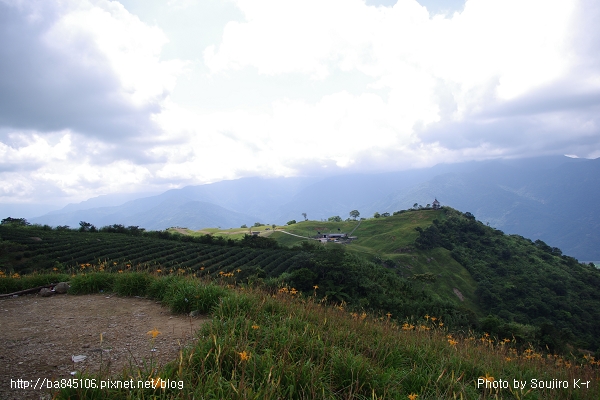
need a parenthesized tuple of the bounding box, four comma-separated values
(317, 233, 348, 242)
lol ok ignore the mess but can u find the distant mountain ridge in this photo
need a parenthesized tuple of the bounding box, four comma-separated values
(29, 155, 600, 260)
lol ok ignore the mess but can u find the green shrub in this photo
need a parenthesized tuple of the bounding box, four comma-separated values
(193, 284, 229, 314)
(27, 273, 70, 287)
(69, 273, 116, 294)
(212, 291, 256, 319)
(0, 273, 70, 294)
(0, 275, 29, 294)
(165, 279, 228, 314)
(147, 275, 182, 300)
(113, 272, 155, 296)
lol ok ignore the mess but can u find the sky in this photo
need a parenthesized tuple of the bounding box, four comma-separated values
(1, 0, 599, 213)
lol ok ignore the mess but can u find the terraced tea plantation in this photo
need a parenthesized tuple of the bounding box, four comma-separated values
(0, 225, 301, 277)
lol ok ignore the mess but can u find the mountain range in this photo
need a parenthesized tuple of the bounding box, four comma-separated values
(26, 155, 600, 260)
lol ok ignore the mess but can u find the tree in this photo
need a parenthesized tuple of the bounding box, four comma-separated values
(241, 224, 247, 228)
(464, 212, 476, 220)
(302, 213, 307, 221)
(1, 217, 29, 226)
(328, 216, 342, 222)
(349, 210, 360, 220)
(373, 212, 381, 218)
(272, 224, 276, 230)
(127, 226, 144, 236)
(287, 220, 297, 225)
(253, 222, 264, 227)
(78, 221, 97, 232)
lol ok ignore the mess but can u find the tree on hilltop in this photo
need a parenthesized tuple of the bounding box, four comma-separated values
(1, 217, 30, 226)
(79, 221, 97, 232)
(349, 210, 360, 220)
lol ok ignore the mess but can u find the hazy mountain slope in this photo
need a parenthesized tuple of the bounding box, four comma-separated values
(118, 200, 260, 231)
(45, 192, 160, 215)
(29, 177, 316, 228)
(173, 176, 319, 219)
(269, 167, 446, 222)
(29, 156, 599, 259)
(376, 157, 600, 260)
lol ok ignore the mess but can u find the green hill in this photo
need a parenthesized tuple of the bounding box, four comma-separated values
(2, 211, 600, 399)
(271, 208, 600, 352)
(2, 207, 600, 353)
(272, 210, 480, 311)
(4, 272, 599, 399)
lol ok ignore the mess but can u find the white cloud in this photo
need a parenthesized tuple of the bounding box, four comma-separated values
(45, 0, 187, 107)
(0, 129, 156, 202)
(204, 0, 379, 79)
(1, 0, 599, 207)
(32, 158, 153, 194)
(205, 0, 577, 119)
(0, 131, 73, 165)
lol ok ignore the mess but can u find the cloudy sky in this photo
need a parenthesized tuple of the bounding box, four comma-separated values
(1, 0, 599, 213)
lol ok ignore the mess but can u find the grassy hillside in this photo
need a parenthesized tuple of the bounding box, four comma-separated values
(271, 211, 480, 314)
(3, 206, 600, 354)
(269, 208, 600, 352)
(169, 212, 480, 313)
(1, 272, 599, 399)
(3, 209, 600, 398)
(0, 222, 476, 333)
(413, 208, 600, 352)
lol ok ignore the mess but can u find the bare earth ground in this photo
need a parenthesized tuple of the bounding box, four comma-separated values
(0, 293, 208, 400)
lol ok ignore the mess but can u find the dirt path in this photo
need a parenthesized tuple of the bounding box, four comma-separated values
(278, 230, 317, 240)
(0, 294, 208, 400)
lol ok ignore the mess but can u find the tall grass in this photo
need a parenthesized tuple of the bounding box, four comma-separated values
(69, 272, 116, 294)
(113, 272, 154, 296)
(2, 272, 598, 399)
(163, 278, 228, 314)
(0, 272, 69, 293)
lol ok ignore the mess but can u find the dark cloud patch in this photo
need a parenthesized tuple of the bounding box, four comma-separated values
(416, 69, 600, 159)
(0, 2, 161, 142)
(0, 162, 44, 172)
(419, 108, 600, 159)
(481, 82, 600, 119)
